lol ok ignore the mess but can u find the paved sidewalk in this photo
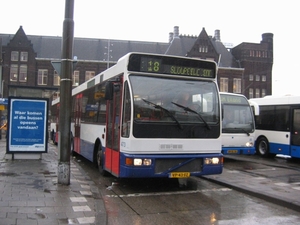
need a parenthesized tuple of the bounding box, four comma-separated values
(203, 157, 300, 213)
(0, 138, 106, 225)
(1, 135, 299, 224)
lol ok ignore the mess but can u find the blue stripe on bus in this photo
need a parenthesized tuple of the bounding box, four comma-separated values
(79, 139, 95, 162)
(269, 142, 290, 155)
(222, 147, 256, 155)
(291, 145, 300, 158)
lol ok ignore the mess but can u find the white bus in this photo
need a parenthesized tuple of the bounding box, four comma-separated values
(51, 52, 223, 178)
(249, 95, 300, 159)
(220, 92, 255, 155)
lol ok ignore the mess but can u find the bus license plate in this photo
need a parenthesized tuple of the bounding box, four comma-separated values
(227, 150, 238, 154)
(169, 172, 190, 178)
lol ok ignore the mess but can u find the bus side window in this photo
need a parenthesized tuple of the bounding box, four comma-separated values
(122, 82, 131, 137)
(275, 106, 289, 131)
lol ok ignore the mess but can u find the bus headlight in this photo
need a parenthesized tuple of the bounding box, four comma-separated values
(204, 157, 222, 165)
(133, 158, 152, 166)
(245, 142, 254, 147)
(126, 158, 152, 166)
(143, 159, 152, 166)
(134, 158, 143, 166)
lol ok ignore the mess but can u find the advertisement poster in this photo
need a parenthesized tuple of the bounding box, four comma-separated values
(7, 97, 48, 153)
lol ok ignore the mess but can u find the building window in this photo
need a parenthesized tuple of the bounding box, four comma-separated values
(233, 78, 242, 93)
(249, 88, 253, 99)
(262, 75, 266, 82)
(73, 70, 79, 86)
(11, 51, 19, 61)
(255, 75, 260, 81)
(54, 71, 60, 86)
(220, 77, 228, 92)
(19, 65, 27, 82)
(249, 74, 253, 81)
(255, 88, 260, 98)
(261, 89, 266, 97)
(85, 71, 95, 81)
(38, 69, 48, 85)
(256, 51, 261, 57)
(199, 45, 208, 53)
(10, 64, 18, 81)
(20, 52, 28, 62)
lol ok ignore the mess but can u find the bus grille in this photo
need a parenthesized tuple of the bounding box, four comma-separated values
(155, 158, 202, 174)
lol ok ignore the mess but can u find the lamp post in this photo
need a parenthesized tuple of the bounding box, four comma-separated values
(57, 0, 74, 185)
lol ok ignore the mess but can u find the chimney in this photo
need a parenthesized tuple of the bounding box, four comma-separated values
(261, 33, 273, 43)
(173, 26, 179, 38)
(169, 32, 174, 43)
(261, 33, 273, 52)
(214, 30, 221, 42)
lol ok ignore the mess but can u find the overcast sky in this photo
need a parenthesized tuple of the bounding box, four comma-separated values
(1, 0, 299, 96)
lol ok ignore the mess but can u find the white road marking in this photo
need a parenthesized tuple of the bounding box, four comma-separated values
(72, 205, 91, 212)
(77, 217, 96, 224)
(105, 188, 232, 198)
(70, 197, 87, 202)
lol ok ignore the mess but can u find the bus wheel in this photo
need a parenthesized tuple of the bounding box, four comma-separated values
(97, 145, 109, 176)
(256, 137, 270, 157)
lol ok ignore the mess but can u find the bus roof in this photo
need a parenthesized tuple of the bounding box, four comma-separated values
(52, 52, 218, 106)
(249, 95, 300, 105)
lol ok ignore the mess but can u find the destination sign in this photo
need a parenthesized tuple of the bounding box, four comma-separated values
(128, 54, 216, 78)
(220, 94, 248, 105)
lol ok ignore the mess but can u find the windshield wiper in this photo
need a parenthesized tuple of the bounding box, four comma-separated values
(241, 128, 250, 136)
(171, 102, 211, 130)
(142, 99, 183, 130)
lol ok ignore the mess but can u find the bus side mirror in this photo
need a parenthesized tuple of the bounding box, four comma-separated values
(105, 82, 114, 100)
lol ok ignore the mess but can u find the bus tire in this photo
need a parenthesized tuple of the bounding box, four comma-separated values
(256, 137, 275, 158)
(97, 145, 109, 176)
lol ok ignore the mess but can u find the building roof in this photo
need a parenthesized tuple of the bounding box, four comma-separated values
(0, 26, 239, 68)
(165, 35, 197, 56)
(212, 41, 240, 68)
(0, 26, 169, 62)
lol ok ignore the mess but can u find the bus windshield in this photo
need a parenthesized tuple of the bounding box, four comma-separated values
(130, 75, 219, 125)
(222, 104, 255, 134)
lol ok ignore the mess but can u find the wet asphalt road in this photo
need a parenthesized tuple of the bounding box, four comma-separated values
(73, 152, 300, 225)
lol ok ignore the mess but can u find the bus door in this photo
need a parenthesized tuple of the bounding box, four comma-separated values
(105, 81, 122, 176)
(291, 108, 300, 158)
(73, 94, 82, 154)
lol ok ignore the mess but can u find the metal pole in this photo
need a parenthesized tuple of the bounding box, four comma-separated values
(58, 0, 74, 185)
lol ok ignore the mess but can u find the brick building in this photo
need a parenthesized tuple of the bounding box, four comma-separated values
(231, 33, 273, 98)
(0, 26, 273, 100)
